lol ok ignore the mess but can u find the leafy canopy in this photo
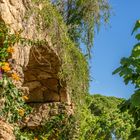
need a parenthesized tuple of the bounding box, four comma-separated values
(113, 20, 140, 139)
(87, 94, 135, 140)
(52, 0, 110, 56)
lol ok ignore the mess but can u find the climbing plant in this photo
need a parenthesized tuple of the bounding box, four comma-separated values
(0, 22, 31, 123)
(29, 0, 90, 107)
(15, 114, 79, 140)
(52, 0, 110, 56)
(12, 94, 135, 140)
(0, 0, 89, 138)
(113, 20, 140, 139)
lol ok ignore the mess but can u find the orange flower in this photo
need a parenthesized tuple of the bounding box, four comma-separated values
(12, 73, 20, 81)
(15, 31, 20, 36)
(18, 109, 25, 116)
(22, 95, 29, 100)
(3, 62, 9, 66)
(7, 47, 14, 53)
(2, 62, 11, 72)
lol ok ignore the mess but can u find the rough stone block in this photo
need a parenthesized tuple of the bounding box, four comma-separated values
(37, 71, 52, 80)
(44, 90, 60, 102)
(0, 121, 15, 140)
(27, 88, 44, 102)
(41, 78, 59, 91)
(24, 71, 36, 82)
(23, 81, 41, 91)
(60, 88, 71, 104)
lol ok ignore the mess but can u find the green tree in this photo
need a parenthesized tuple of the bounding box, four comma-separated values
(87, 94, 135, 140)
(113, 20, 140, 139)
(52, 0, 110, 56)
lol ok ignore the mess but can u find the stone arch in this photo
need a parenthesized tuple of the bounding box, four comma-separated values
(21, 46, 73, 129)
(23, 45, 70, 104)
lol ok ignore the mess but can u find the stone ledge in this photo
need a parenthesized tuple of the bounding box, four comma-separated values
(0, 120, 15, 140)
(21, 102, 74, 129)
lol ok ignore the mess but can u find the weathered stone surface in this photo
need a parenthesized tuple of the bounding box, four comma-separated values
(44, 90, 60, 102)
(37, 72, 52, 80)
(27, 88, 44, 102)
(0, 0, 73, 132)
(0, 120, 15, 140)
(60, 88, 69, 103)
(22, 102, 74, 129)
(41, 78, 59, 91)
(23, 81, 41, 91)
(23, 45, 67, 103)
(24, 71, 37, 82)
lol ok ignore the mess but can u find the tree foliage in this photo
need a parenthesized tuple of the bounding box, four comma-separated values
(87, 94, 135, 140)
(16, 94, 134, 140)
(113, 20, 140, 139)
(52, 0, 110, 56)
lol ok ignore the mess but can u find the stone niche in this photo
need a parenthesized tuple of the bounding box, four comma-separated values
(23, 45, 71, 104)
(21, 45, 74, 129)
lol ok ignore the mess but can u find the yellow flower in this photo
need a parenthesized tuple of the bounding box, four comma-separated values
(18, 109, 25, 116)
(12, 73, 20, 81)
(7, 47, 14, 53)
(2, 63, 11, 72)
(15, 31, 20, 36)
(34, 138, 38, 140)
(3, 62, 9, 66)
(22, 95, 29, 100)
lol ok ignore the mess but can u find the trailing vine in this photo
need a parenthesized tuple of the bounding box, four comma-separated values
(52, 0, 110, 56)
(0, 22, 31, 123)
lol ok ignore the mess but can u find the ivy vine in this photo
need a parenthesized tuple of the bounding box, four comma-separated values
(0, 22, 31, 123)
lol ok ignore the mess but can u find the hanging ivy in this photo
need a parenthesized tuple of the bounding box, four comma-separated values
(0, 21, 31, 123)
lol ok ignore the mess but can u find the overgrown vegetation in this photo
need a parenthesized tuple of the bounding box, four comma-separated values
(0, 0, 136, 139)
(0, 22, 31, 123)
(52, 0, 110, 55)
(30, 0, 89, 107)
(73, 94, 134, 140)
(15, 114, 78, 140)
(88, 94, 135, 139)
(12, 95, 135, 140)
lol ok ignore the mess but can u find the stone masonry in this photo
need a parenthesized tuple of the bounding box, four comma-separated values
(0, 0, 74, 132)
(0, 120, 15, 140)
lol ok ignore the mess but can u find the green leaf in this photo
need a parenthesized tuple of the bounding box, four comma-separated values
(132, 20, 140, 34)
(135, 34, 140, 41)
(129, 127, 140, 138)
(120, 57, 130, 65)
(131, 90, 140, 107)
(112, 66, 122, 75)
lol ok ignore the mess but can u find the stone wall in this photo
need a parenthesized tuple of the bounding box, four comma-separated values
(21, 102, 74, 129)
(0, 120, 15, 140)
(0, 0, 73, 132)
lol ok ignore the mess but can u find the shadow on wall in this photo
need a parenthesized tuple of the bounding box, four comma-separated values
(23, 45, 70, 104)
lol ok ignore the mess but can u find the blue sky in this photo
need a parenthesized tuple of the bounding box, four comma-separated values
(89, 0, 140, 99)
